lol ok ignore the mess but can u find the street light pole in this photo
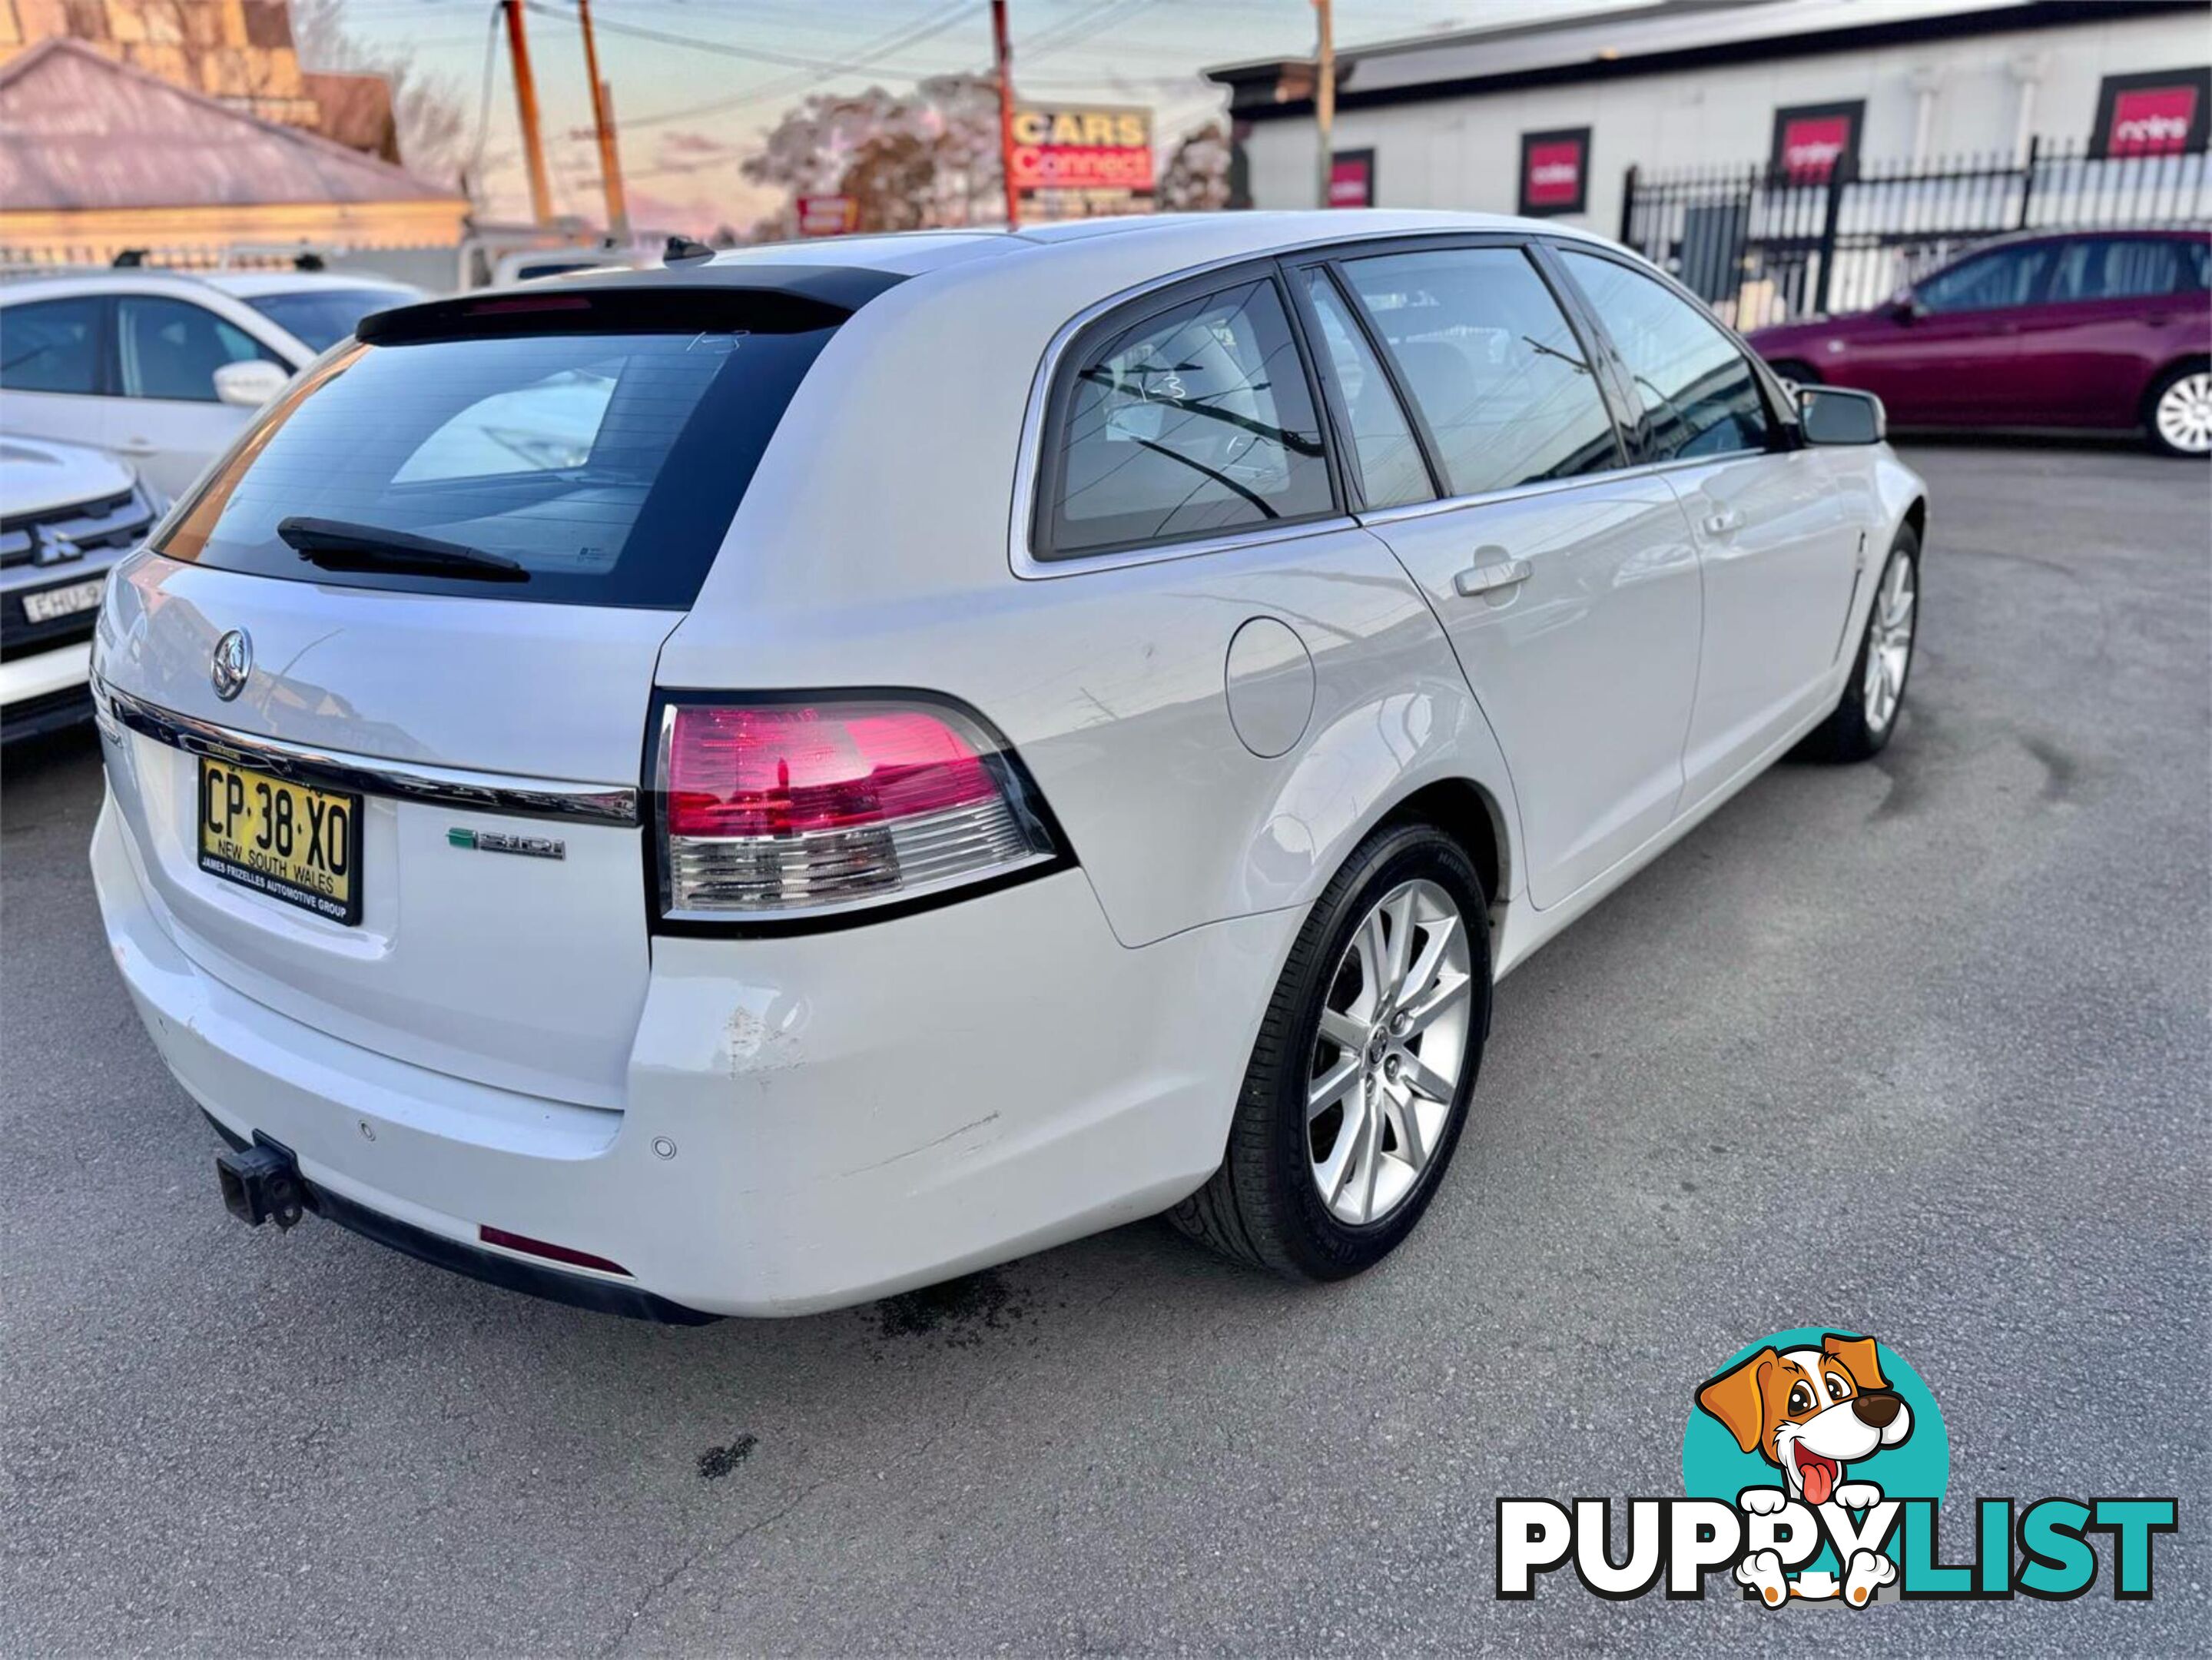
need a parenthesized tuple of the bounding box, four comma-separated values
(1313, 0, 1335, 208)
(500, 0, 554, 227)
(575, 0, 630, 242)
(993, 0, 1021, 230)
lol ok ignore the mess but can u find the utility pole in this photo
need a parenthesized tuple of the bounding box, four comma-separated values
(992, 0, 1021, 230)
(500, 0, 554, 227)
(575, 0, 630, 241)
(1313, 0, 1335, 208)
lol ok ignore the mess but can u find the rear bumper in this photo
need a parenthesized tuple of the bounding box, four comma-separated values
(94, 787, 1292, 1317)
(200, 1111, 716, 1323)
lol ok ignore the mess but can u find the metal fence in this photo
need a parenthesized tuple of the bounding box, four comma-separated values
(1620, 137, 2210, 327)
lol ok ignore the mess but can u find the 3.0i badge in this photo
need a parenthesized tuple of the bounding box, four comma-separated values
(447, 828, 565, 860)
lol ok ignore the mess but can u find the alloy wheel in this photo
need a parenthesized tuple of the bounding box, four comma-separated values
(1862, 549, 1916, 735)
(2154, 370, 2212, 456)
(1306, 878, 1474, 1226)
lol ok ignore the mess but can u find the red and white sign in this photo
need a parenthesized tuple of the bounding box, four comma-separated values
(1517, 128, 1589, 217)
(795, 194, 857, 237)
(1524, 141, 1583, 208)
(1779, 115, 1852, 181)
(1328, 150, 1374, 208)
(2108, 85, 2199, 155)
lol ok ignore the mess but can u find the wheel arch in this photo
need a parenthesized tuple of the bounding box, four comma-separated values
(1902, 493, 1928, 549)
(1225, 672, 1524, 955)
(2141, 352, 2211, 419)
(1377, 776, 1508, 911)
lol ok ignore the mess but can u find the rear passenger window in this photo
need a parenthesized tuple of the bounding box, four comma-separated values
(0, 297, 103, 394)
(1039, 279, 1333, 558)
(2048, 237, 2205, 301)
(1302, 271, 1433, 510)
(1557, 249, 1773, 463)
(1336, 247, 1619, 499)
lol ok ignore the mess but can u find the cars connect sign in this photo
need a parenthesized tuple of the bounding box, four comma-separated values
(2092, 69, 2210, 158)
(1010, 104, 1156, 219)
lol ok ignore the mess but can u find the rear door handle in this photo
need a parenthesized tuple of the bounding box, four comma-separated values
(1702, 508, 1744, 538)
(1454, 556, 1531, 598)
(113, 438, 158, 456)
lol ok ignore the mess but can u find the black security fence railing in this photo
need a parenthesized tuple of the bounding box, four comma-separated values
(1620, 137, 2210, 327)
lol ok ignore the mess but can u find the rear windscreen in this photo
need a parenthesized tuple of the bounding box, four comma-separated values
(154, 318, 838, 608)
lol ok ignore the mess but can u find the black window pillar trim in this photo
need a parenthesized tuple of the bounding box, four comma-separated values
(1280, 251, 1448, 508)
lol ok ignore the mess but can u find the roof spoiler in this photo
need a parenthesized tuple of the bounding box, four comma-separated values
(360, 264, 907, 346)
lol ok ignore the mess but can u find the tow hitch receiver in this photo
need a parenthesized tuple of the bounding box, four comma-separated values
(217, 1141, 306, 1230)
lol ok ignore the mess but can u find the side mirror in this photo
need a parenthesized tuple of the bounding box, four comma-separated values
(1797, 384, 1885, 446)
(1884, 294, 1921, 324)
(212, 360, 289, 408)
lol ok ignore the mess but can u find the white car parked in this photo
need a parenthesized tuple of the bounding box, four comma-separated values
(0, 268, 423, 501)
(1, 435, 154, 740)
(88, 213, 1925, 1321)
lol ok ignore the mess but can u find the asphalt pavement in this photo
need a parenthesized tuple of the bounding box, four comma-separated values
(2, 441, 2206, 1656)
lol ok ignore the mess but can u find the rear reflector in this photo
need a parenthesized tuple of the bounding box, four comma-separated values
(479, 1223, 632, 1277)
(654, 697, 1057, 921)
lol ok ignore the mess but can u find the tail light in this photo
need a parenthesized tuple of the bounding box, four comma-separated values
(652, 696, 1062, 925)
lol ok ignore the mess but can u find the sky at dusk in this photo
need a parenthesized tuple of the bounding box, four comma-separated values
(330, 0, 1640, 235)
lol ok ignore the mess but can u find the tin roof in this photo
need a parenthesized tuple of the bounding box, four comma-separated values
(0, 38, 459, 213)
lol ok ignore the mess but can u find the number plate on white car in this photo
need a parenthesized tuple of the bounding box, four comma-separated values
(197, 758, 363, 925)
(20, 577, 104, 624)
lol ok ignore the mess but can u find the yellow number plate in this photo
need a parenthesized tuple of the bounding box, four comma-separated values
(197, 759, 362, 925)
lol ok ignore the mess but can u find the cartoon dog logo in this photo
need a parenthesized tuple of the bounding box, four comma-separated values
(1696, 1333, 1914, 1606)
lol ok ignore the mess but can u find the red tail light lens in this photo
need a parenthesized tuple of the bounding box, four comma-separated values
(655, 698, 1057, 921)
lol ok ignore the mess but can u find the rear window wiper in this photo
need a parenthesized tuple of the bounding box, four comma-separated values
(277, 516, 529, 583)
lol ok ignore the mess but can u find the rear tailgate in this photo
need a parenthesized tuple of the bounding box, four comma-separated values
(91, 274, 884, 1109)
(98, 559, 669, 1107)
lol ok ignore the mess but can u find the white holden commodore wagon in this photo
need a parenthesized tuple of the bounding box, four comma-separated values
(89, 212, 1925, 1321)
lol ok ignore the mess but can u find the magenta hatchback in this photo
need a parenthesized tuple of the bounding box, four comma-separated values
(1749, 227, 2212, 456)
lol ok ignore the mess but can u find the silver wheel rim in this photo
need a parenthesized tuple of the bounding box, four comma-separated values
(2155, 371, 2212, 454)
(1862, 549, 1915, 735)
(1307, 878, 1474, 1226)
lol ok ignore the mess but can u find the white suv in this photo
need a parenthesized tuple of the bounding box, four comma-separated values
(88, 214, 1925, 1321)
(0, 268, 422, 501)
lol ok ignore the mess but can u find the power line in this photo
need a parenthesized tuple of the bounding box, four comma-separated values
(1024, 0, 1167, 66)
(463, 0, 503, 193)
(521, 0, 971, 76)
(623, 1, 985, 131)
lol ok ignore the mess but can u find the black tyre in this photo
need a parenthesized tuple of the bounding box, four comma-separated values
(1766, 359, 1822, 387)
(1802, 523, 1919, 763)
(2143, 359, 2211, 459)
(1169, 822, 1492, 1281)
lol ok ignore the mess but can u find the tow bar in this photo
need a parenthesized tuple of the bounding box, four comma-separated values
(216, 1138, 306, 1230)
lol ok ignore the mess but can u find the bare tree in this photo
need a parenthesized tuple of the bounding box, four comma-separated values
(1161, 121, 1232, 213)
(290, 0, 471, 189)
(745, 75, 1003, 233)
